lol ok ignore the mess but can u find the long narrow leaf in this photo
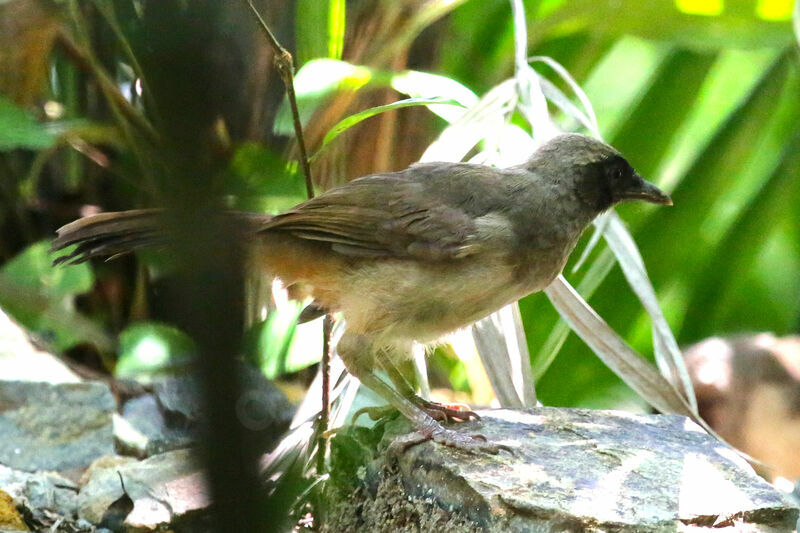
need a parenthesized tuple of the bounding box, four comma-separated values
(529, 55, 600, 136)
(603, 213, 696, 410)
(472, 303, 536, 408)
(544, 276, 696, 417)
(533, 248, 617, 379)
(420, 79, 517, 162)
(314, 97, 463, 157)
(328, 0, 346, 60)
(510, 0, 554, 139)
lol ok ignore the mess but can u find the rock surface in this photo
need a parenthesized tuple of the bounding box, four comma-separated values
(0, 308, 80, 384)
(117, 394, 196, 458)
(78, 449, 208, 530)
(0, 381, 115, 472)
(324, 408, 800, 532)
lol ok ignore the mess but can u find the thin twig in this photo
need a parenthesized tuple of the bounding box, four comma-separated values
(244, 0, 331, 479)
(317, 315, 333, 474)
(244, 0, 315, 199)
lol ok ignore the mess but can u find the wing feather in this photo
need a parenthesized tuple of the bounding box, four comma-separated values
(259, 167, 494, 261)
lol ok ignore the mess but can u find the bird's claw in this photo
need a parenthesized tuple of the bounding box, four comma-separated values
(415, 399, 481, 423)
(390, 426, 513, 455)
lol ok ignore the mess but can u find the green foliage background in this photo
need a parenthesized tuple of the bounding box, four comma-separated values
(0, 0, 797, 411)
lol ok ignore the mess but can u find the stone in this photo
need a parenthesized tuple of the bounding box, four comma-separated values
(0, 308, 79, 384)
(0, 465, 83, 531)
(323, 408, 800, 532)
(153, 366, 294, 452)
(78, 449, 209, 530)
(116, 394, 196, 457)
(0, 381, 115, 472)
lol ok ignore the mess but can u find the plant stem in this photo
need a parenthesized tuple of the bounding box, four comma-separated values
(244, 0, 315, 199)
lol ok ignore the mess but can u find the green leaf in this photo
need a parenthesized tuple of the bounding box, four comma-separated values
(315, 97, 463, 157)
(227, 142, 307, 212)
(296, 0, 331, 65)
(247, 302, 323, 378)
(390, 71, 477, 122)
(328, 0, 346, 60)
(4, 241, 93, 297)
(296, 0, 346, 65)
(536, 0, 795, 50)
(275, 59, 475, 136)
(273, 59, 373, 135)
(0, 240, 103, 351)
(115, 322, 195, 380)
(0, 95, 57, 150)
(680, 115, 800, 339)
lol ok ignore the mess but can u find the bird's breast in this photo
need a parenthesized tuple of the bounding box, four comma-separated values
(335, 251, 558, 345)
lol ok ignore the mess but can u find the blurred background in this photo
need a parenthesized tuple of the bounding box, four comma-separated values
(0, 0, 799, 499)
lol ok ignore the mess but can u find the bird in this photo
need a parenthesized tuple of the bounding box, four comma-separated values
(52, 133, 672, 453)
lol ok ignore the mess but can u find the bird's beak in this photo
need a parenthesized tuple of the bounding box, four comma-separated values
(622, 175, 673, 206)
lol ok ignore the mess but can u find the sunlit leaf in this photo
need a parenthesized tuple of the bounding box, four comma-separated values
(0, 241, 107, 351)
(328, 0, 345, 60)
(390, 70, 477, 122)
(536, 0, 796, 49)
(296, 0, 347, 65)
(274, 59, 373, 135)
(795, 0, 800, 40)
(4, 241, 92, 297)
(0, 95, 57, 150)
(248, 302, 324, 379)
(611, 48, 717, 178)
(115, 322, 195, 379)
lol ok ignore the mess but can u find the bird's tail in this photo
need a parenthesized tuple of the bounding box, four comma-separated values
(51, 209, 168, 265)
(51, 209, 272, 265)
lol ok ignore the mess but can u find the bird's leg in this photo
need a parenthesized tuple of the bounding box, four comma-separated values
(381, 361, 480, 423)
(338, 333, 509, 454)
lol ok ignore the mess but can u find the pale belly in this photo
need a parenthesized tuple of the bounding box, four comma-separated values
(333, 253, 559, 345)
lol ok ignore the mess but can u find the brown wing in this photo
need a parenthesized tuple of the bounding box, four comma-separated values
(259, 170, 482, 261)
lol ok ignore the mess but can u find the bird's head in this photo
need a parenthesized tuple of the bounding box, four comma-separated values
(527, 133, 672, 212)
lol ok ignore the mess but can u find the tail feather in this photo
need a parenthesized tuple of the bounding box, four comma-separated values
(51, 209, 166, 265)
(51, 209, 274, 265)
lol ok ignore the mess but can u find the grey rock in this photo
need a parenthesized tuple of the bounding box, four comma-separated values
(0, 464, 79, 520)
(154, 366, 294, 451)
(0, 308, 79, 384)
(324, 408, 800, 532)
(0, 381, 115, 472)
(117, 394, 196, 457)
(78, 449, 208, 529)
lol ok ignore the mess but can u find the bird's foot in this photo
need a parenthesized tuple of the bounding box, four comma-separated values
(390, 424, 512, 455)
(353, 399, 478, 424)
(414, 398, 480, 423)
